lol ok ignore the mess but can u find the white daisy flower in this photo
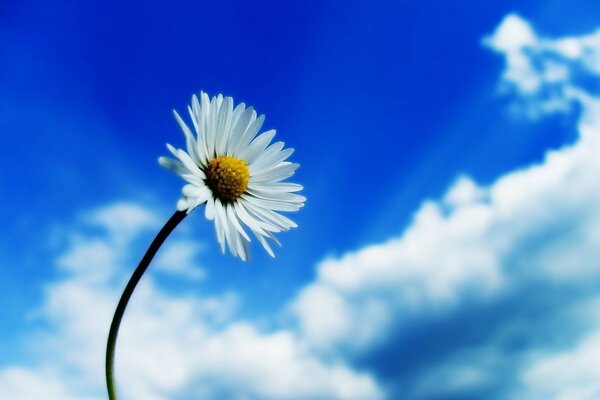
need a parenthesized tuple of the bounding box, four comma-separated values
(158, 92, 305, 261)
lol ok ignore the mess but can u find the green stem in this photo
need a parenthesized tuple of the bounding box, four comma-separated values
(106, 210, 187, 400)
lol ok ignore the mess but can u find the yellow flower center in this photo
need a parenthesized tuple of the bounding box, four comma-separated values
(205, 156, 250, 202)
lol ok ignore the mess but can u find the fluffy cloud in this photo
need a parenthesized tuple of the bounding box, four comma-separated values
(293, 109, 600, 355)
(0, 202, 382, 400)
(483, 14, 600, 118)
(293, 184, 505, 354)
(86, 201, 160, 242)
(0, 368, 74, 400)
(521, 328, 600, 400)
(153, 239, 206, 281)
(291, 13, 600, 398)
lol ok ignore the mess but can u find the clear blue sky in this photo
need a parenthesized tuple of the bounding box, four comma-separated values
(2, 0, 600, 398)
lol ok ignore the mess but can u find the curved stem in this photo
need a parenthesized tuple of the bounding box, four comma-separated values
(106, 210, 187, 400)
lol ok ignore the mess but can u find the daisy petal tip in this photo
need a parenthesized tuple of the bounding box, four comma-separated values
(176, 199, 188, 212)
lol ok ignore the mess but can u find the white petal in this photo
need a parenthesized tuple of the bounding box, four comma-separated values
(216, 97, 233, 155)
(227, 214, 245, 259)
(243, 195, 301, 212)
(251, 162, 299, 183)
(249, 182, 304, 193)
(215, 199, 230, 254)
(234, 200, 275, 235)
(166, 143, 179, 158)
(226, 102, 247, 155)
(227, 203, 251, 241)
(173, 110, 201, 164)
(253, 230, 275, 257)
(229, 225, 240, 257)
(249, 141, 284, 170)
(188, 100, 209, 165)
(201, 92, 213, 156)
(243, 238, 251, 260)
(241, 198, 298, 230)
(177, 198, 189, 211)
(238, 199, 285, 232)
(230, 102, 246, 129)
(228, 106, 253, 155)
(205, 196, 216, 221)
(158, 156, 186, 175)
(213, 199, 226, 253)
(166, 145, 203, 179)
(191, 94, 202, 129)
(175, 149, 204, 178)
(207, 95, 220, 158)
(186, 195, 209, 212)
(238, 237, 249, 261)
(181, 173, 206, 187)
(246, 187, 306, 204)
(251, 146, 294, 175)
(247, 206, 297, 234)
(182, 184, 211, 200)
(233, 113, 264, 156)
(266, 231, 282, 247)
(187, 105, 200, 135)
(238, 129, 276, 162)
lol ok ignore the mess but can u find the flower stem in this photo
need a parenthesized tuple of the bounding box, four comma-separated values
(106, 210, 187, 400)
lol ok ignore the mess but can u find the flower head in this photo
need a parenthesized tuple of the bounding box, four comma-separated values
(159, 92, 305, 261)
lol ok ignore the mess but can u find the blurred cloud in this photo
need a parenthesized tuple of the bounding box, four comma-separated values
(292, 13, 600, 398)
(3, 13, 600, 400)
(484, 13, 600, 118)
(521, 327, 600, 399)
(86, 202, 161, 242)
(154, 239, 206, 281)
(0, 202, 382, 400)
(0, 368, 73, 400)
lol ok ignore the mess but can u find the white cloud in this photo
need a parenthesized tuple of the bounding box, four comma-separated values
(1, 201, 383, 400)
(154, 239, 206, 281)
(0, 368, 74, 400)
(483, 13, 600, 119)
(56, 239, 117, 281)
(412, 363, 492, 399)
(290, 13, 600, 397)
(170, 322, 381, 399)
(86, 201, 160, 242)
(483, 14, 542, 95)
(293, 179, 505, 353)
(521, 329, 600, 400)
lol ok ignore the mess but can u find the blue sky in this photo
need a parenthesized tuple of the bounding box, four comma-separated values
(3, 0, 600, 399)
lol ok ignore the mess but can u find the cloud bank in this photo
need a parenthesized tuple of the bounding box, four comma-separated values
(0, 201, 381, 400)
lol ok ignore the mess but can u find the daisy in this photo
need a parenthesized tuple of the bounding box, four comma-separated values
(158, 92, 305, 261)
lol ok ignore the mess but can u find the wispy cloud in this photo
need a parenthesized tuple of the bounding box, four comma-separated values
(483, 13, 600, 118)
(154, 239, 206, 281)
